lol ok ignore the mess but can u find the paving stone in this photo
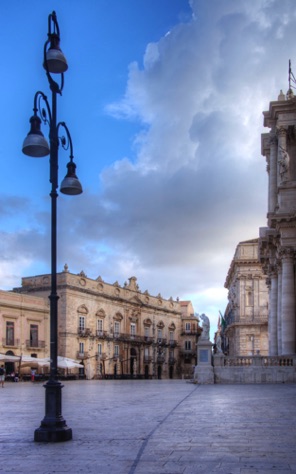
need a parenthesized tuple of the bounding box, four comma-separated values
(0, 381, 295, 473)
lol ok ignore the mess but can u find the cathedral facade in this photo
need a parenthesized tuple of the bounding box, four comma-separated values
(259, 89, 296, 356)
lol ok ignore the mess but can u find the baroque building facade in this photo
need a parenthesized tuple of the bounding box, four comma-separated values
(259, 88, 296, 356)
(13, 267, 201, 379)
(179, 301, 201, 377)
(0, 289, 49, 373)
(222, 239, 268, 356)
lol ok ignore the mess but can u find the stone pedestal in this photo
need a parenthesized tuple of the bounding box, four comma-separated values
(194, 339, 214, 384)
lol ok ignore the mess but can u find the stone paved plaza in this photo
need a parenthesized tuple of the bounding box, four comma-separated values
(0, 380, 296, 473)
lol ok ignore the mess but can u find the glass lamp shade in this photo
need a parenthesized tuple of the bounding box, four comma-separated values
(44, 34, 68, 74)
(60, 161, 83, 195)
(22, 115, 50, 157)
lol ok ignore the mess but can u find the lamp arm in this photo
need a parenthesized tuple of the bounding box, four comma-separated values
(57, 122, 74, 159)
(33, 91, 52, 126)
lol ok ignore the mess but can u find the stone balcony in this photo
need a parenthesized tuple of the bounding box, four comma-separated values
(25, 340, 45, 349)
(2, 338, 20, 348)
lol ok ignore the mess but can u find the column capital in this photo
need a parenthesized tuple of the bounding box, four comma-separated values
(278, 247, 295, 261)
(276, 126, 287, 138)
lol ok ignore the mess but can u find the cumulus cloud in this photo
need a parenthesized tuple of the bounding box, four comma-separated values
(100, 0, 293, 327)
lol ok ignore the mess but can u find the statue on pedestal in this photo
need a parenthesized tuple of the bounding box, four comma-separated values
(199, 313, 210, 340)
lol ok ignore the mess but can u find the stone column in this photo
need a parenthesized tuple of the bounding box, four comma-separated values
(269, 134, 278, 213)
(268, 266, 278, 355)
(280, 248, 296, 354)
(277, 262, 282, 354)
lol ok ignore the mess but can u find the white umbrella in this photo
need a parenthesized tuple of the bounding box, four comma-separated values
(57, 357, 84, 369)
(0, 353, 20, 362)
(20, 355, 49, 366)
(37, 356, 84, 369)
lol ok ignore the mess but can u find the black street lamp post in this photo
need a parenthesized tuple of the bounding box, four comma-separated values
(22, 11, 82, 442)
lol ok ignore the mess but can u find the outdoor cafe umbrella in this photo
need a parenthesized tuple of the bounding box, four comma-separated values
(57, 357, 84, 369)
(20, 355, 49, 366)
(0, 353, 20, 362)
(36, 356, 84, 369)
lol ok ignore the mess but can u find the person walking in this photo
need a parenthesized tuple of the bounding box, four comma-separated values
(0, 365, 6, 388)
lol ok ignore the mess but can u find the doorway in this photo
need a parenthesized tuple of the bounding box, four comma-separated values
(130, 348, 137, 376)
(157, 365, 162, 379)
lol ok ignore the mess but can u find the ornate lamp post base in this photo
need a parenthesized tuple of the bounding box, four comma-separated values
(34, 380, 72, 442)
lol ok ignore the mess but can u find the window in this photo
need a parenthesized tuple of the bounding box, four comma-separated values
(79, 316, 85, 331)
(6, 321, 14, 346)
(144, 326, 150, 338)
(246, 290, 253, 306)
(114, 321, 120, 337)
(157, 329, 162, 340)
(130, 323, 136, 338)
(30, 324, 38, 348)
(114, 345, 119, 356)
(144, 347, 149, 357)
(185, 322, 191, 333)
(79, 342, 84, 355)
(97, 319, 103, 335)
(169, 331, 174, 342)
(97, 343, 102, 356)
(185, 340, 192, 351)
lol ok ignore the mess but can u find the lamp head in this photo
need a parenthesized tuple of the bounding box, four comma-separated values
(44, 33, 68, 74)
(22, 115, 50, 157)
(60, 160, 83, 195)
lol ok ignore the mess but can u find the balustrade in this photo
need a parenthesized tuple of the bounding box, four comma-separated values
(221, 355, 294, 367)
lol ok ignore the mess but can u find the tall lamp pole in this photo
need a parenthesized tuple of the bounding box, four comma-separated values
(22, 11, 82, 442)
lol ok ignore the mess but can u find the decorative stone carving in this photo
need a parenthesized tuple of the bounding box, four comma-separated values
(78, 270, 87, 277)
(126, 277, 139, 291)
(279, 145, 290, 182)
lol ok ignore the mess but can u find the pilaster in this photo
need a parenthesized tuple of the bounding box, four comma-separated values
(279, 247, 296, 354)
(268, 265, 278, 355)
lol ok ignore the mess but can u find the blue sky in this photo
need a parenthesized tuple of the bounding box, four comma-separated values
(0, 0, 295, 337)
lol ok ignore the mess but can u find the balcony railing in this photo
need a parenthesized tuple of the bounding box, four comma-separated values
(2, 338, 20, 348)
(168, 340, 177, 348)
(96, 352, 107, 360)
(143, 356, 153, 363)
(77, 328, 92, 337)
(181, 330, 201, 336)
(169, 357, 176, 365)
(96, 330, 107, 339)
(157, 338, 167, 346)
(109, 333, 154, 344)
(26, 340, 45, 349)
(179, 349, 196, 358)
(76, 351, 89, 359)
(143, 336, 153, 344)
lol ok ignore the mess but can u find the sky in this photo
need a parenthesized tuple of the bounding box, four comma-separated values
(0, 0, 295, 339)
